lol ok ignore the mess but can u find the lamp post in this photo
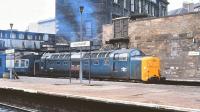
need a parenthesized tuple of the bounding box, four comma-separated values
(79, 6, 84, 83)
(9, 23, 13, 79)
(10, 23, 13, 48)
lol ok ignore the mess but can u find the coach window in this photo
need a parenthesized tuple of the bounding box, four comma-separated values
(93, 60, 99, 65)
(84, 61, 89, 65)
(25, 60, 29, 68)
(21, 60, 25, 67)
(63, 61, 68, 65)
(57, 61, 61, 65)
(15, 60, 20, 68)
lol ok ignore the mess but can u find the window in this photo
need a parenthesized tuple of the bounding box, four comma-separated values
(93, 60, 99, 65)
(114, 54, 119, 60)
(113, 0, 118, 4)
(25, 60, 29, 67)
(131, 0, 135, 11)
(63, 61, 68, 65)
(11, 33, 16, 39)
(139, 0, 142, 13)
(15, 60, 19, 68)
(124, 0, 127, 9)
(152, 6, 155, 16)
(119, 53, 128, 61)
(21, 60, 25, 67)
(39, 35, 43, 41)
(85, 21, 92, 37)
(84, 61, 89, 65)
(5, 33, 8, 38)
(57, 61, 61, 65)
(145, 3, 149, 14)
(19, 34, 24, 39)
(131, 50, 145, 57)
(27, 35, 33, 40)
(44, 34, 49, 41)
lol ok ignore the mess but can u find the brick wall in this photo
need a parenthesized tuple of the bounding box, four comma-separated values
(103, 12, 200, 80)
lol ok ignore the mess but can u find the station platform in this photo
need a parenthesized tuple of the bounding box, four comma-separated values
(0, 76, 200, 112)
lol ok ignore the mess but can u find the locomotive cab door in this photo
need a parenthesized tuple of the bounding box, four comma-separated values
(130, 58, 141, 80)
(112, 53, 129, 79)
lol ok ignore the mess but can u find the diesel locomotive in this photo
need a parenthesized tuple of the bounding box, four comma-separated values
(15, 48, 162, 82)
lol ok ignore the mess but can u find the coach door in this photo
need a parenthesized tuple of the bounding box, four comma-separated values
(0, 54, 6, 78)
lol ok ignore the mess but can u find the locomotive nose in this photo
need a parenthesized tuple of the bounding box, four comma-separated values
(141, 57, 161, 82)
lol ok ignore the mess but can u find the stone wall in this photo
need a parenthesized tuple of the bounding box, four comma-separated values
(102, 12, 200, 80)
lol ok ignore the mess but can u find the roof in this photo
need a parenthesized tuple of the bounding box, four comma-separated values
(168, 8, 189, 16)
(38, 18, 55, 24)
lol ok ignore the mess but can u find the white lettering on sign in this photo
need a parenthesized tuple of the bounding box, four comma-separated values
(70, 41, 91, 48)
(188, 51, 200, 56)
(5, 49, 15, 54)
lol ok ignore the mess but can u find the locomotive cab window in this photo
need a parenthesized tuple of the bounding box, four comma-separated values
(131, 50, 145, 57)
(119, 53, 128, 61)
(114, 54, 119, 60)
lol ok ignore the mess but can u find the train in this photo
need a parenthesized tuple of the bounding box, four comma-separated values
(14, 48, 162, 82)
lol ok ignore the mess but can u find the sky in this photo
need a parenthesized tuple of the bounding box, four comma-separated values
(0, 0, 55, 31)
(0, 0, 199, 31)
(168, 0, 200, 11)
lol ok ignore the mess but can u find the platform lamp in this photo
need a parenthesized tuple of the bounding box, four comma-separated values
(10, 23, 13, 48)
(9, 23, 14, 79)
(79, 6, 84, 83)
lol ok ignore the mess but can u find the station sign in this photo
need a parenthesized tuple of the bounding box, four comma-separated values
(5, 49, 15, 54)
(188, 51, 200, 56)
(5, 49, 15, 69)
(70, 41, 91, 48)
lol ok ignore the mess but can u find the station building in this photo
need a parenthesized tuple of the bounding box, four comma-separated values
(0, 30, 55, 51)
(56, 0, 169, 42)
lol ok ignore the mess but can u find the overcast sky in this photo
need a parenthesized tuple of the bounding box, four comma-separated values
(0, 0, 199, 31)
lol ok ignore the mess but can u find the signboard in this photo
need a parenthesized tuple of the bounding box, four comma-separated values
(5, 49, 15, 69)
(5, 49, 15, 54)
(6, 54, 14, 68)
(70, 41, 91, 48)
(188, 51, 200, 56)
